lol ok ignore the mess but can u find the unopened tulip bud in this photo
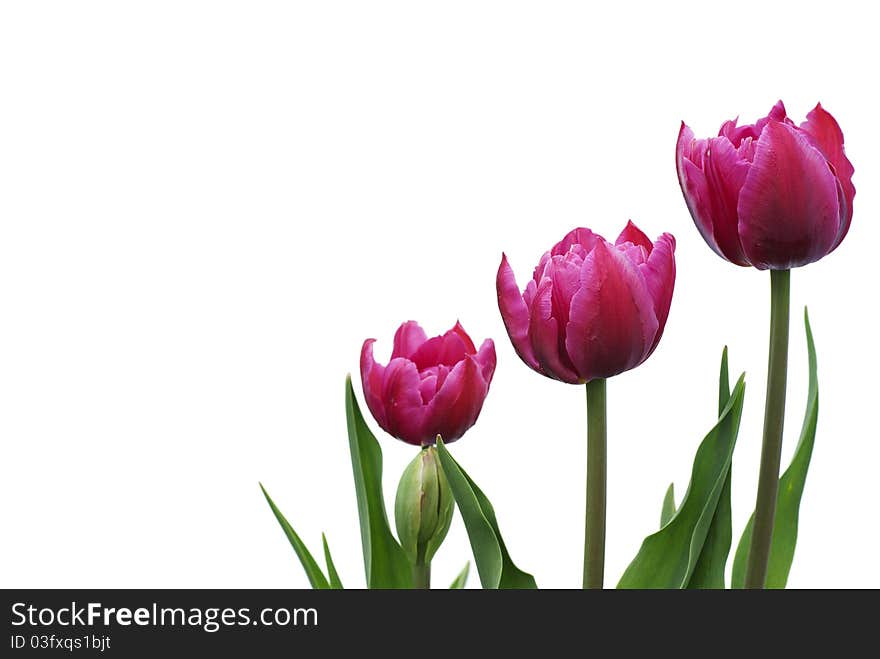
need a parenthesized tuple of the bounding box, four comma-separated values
(394, 444, 454, 567)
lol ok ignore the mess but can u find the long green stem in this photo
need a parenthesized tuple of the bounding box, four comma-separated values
(583, 378, 607, 589)
(744, 269, 791, 589)
(413, 559, 431, 589)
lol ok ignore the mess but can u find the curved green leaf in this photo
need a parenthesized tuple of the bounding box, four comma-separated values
(260, 483, 330, 589)
(660, 483, 676, 528)
(436, 438, 537, 589)
(322, 533, 344, 589)
(450, 562, 470, 589)
(687, 346, 733, 589)
(618, 373, 746, 589)
(732, 309, 819, 589)
(345, 376, 412, 589)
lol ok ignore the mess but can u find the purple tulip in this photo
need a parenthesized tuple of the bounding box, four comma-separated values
(497, 221, 676, 384)
(360, 321, 496, 446)
(676, 100, 855, 270)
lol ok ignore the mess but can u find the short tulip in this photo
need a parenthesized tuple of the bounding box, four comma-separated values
(496, 221, 676, 384)
(676, 100, 855, 270)
(360, 321, 495, 446)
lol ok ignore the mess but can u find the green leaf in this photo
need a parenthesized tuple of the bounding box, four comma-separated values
(436, 438, 537, 589)
(450, 562, 470, 589)
(344, 375, 412, 589)
(321, 533, 344, 589)
(260, 483, 331, 589)
(687, 346, 734, 589)
(618, 373, 746, 589)
(660, 483, 676, 528)
(731, 309, 819, 589)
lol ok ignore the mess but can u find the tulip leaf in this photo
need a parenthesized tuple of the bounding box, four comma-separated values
(321, 533, 344, 589)
(344, 375, 412, 588)
(260, 483, 331, 589)
(450, 562, 470, 589)
(436, 438, 537, 589)
(618, 369, 746, 589)
(731, 309, 819, 589)
(660, 483, 676, 528)
(687, 346, 734, 589)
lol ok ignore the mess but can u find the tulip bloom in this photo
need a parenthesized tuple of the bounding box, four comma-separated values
(360, 321, 495, 447)
(678, 100, 855, 588)
(497, 221, 675, 589)
(496, 221, 676, 384)
(676, 100, 855, 270)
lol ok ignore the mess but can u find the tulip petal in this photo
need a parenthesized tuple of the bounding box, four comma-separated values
(737, 120, 841, 269)
(529, 277, 581, 384)
(551, 227, 602, 258)
(616, 220, 653, 254)
(677, 124, 749, 266)
(474, 338, 497, 385)
(360, 339, 388, 429)
(423, 355, 488, 444)
(702, 136, 751, 265)
(391, 321, 428, 360)
(640, 233, 676, 355)
(411, 327, 470, 371)
(496, 254, 541, 373)
(381, 357, 428, 445)
(799, 103, 855, 246)
(565, 241, 659, 380)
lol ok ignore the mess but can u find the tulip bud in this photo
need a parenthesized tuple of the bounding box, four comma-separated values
(394, 444, 454, 565)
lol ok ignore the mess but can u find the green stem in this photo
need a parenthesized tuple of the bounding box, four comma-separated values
(413, 559, 431, 590)
(583, 378, 607, 589)
(744, 269, 791, 589)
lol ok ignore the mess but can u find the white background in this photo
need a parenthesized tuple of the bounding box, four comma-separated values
(1, 1, 876, 589)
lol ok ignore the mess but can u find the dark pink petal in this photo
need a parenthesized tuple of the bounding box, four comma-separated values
(473, 338, 496, 385)
(360, 339, 388, 429)
(496, 254, 541, 373)
(701, 136, 750, 264)
(719, 100, 789, 146)
(551, 227, 602, 257)
(565, 241, 659, 381)
(411, 325, 471, 370)
(450, 321, 477, 354)
(423, 355, 488, 444)
(615, 220, 653, 254)
(529, 277, 581, 384)
(799, 103, 855, 247)
(548, 253, 583, 333)
(391, 321, 428, 360)
(381, 357, 428, 445)
(639, 233, 676, 355)
(738, 120, 841, 269)
(677, 123, 749, 266)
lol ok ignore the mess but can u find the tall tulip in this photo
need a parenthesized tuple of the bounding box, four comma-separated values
(676, 101, 855, 588)
(497, 221, 676, 588)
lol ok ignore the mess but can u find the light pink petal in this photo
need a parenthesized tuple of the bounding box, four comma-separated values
(390, 321, 428, 360)
(639, 233, 676, 355)
(615, 220, 654, 254)
(565, 241, 659, 381)
(799, 103, 855, 247)
(528, 277, 581, 384)
(422, 355, 488, 444)
(738, 120, 841, 269)
(496, 254, 540, 373)
(381, 357, 428, 445)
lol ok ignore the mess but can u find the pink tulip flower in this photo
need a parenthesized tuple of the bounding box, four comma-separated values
(496, 221, 676, 384)
(676, 100, 855, 270)
(360, 321, 496, 446)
